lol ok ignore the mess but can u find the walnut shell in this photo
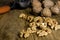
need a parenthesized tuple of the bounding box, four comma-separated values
(43, 0, 54, 8)
(32, 0, 42, 13)
(51, 5, 60, 14)
(34, 16, 43, 23)
(42, 7, 52, 17)
(56, 1, 60, 8)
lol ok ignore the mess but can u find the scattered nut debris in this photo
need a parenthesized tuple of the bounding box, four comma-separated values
(19, 14, 60, 38)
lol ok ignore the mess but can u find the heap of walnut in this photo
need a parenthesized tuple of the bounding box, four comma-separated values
(32, 0, 60, 17)
(19, 13, 60, 38)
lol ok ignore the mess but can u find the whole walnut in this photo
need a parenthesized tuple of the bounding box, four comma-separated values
(42, 7, 52, 17)
(56, 1, 60, 8)
(51, 5, 60, 14)
(43, 0, 54, 8)
(32, 0, 42, 13)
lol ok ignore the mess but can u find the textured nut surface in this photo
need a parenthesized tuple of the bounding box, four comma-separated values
(42, 7, 52, 17)
(19, 13, 27, 19)
(24, 32, 30, 38)
(20, 30, 25, 37)
(43, 0, 54, 8)
(32, 0, 42, 13)
(19, 14, 59, 38)
(51, 5, 60, 14)
(27, 16, 34, 22)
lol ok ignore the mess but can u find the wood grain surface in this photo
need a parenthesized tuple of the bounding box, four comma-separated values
(0, 10, 60, 40)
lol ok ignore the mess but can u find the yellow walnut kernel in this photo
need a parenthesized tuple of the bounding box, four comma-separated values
(34, 16, 43, 23)
(29, 22, 36, 27)
(20, 30, 25, 37)
(31, 26, 37, 32)
(39, 23, 47, 29)
(37, 30, 48, 36)
(27, 16, 34, 22)
(51, 5, 60, 14)
(19, 13, 27, 19)
(27, 28, 32, 33)
(24, 32, 30, 38)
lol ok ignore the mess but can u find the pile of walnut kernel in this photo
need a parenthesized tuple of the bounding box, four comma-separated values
(19, 13, 60, 38)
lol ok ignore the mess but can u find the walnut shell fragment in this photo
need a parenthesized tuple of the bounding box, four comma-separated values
(20, 30, 25, 38)
(27, 16, 34, 22)
(19, 14, 59, 38)
(56, 1, 60, 8)
(43, 28, 52, 34)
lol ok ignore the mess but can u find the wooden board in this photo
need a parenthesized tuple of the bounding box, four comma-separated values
(0, 10, 60, 40)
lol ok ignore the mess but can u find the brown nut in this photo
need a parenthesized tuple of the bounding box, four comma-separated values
(51, 5, 60, 14)
(42, 7, 52, 17)
(56, 1, 60, 8)
(32, 0, 42, 13)
(27, 28, 32, 33)
(31, 26, 37, 31)
(43, 0, 54, 8)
